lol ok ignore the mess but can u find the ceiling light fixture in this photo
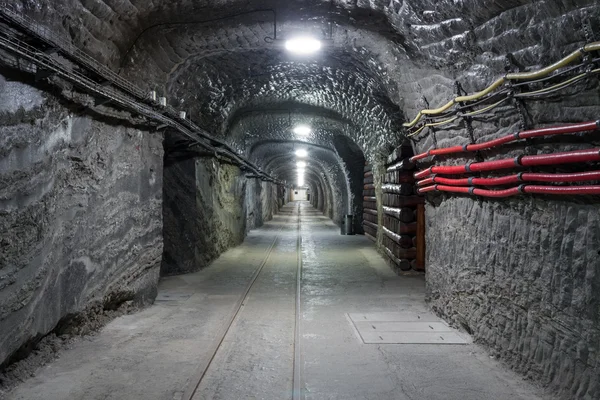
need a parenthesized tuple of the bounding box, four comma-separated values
(285, 37, 322, 54)
(293, 125, 311, 136)
(295, 149, 308, 158)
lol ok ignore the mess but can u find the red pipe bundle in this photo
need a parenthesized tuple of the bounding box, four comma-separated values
(418, 184, 600, 197)
(414, 148, 600, 180)
(410, 120, 599, 162)
(417, 170, 600, 187)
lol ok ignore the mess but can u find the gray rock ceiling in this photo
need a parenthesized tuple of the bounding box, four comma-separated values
(13, 0, 598, 173)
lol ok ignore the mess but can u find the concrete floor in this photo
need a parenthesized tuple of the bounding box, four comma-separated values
(7, 202, 544, 400)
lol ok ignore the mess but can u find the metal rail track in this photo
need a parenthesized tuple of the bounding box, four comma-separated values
(182, 203, 304, 400)
(0, 4, 280, 184)
(293, 202, 304, 400)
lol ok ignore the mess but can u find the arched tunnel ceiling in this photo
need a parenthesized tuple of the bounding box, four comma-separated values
(13, 0, 598, 159)
(249, 140, 344, 185)
(229, 107, 364, 155)
(119, 17, 408, 155)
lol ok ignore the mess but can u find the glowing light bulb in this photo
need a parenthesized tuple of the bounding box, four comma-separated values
(285, 37, 322, 54)
(295, 149, 308, 158)
(293, 125, 311, 136)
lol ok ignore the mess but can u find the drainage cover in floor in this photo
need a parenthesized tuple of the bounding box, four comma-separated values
(348, 312, 471, 344)
(155, 291, 192, 302)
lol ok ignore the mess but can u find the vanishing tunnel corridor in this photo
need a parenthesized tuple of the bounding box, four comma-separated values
(1, 1, 600, 399)
(5, 202, 542, 400)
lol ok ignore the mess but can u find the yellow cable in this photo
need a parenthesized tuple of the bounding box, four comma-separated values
(516, 68, 599, 96)
(404, 111, 424, 128)
(405, 67, 600, 137)
(421, 100, 456, 115)
(455, 78, 505, 102)
(463, 97, 509, 117)
(406, 116, 458, 137)
(584, 42, 600, 52)
(519, 72, 586, 96)
(406, 124, 426, 137)
(403, 40, 600, 129)
(404, 100, 456, 128)
(505, 49, 583, 80)
(426, 116, 458, 127)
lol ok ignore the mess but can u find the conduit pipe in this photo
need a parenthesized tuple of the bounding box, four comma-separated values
(417, 170, 600, 187)
(403, 41, 600, 128)
(417, 184, 600, 197)
(406, 69, 600, 136)
(414, 148, 600, 179)
(411, 121, 600, 162)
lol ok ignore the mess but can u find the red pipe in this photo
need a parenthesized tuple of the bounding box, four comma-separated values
(414, 148, 600, 179)
(417, 170, 600, 187)
(410, 120, 599, 162)
(417, 184, 600, 197)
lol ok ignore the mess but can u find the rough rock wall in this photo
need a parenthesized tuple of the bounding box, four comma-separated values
(427, 198, 600, 399)
(161, 158, 198, 276)
(245, 179, 277, 232)
(260, 181, 278, 225)
(0, 73, 163, 367)
(162, 157, 278, 276)
(406, 3, 600, 399)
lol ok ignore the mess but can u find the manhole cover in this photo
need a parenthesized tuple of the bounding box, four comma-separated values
(347, 312, 471, 344)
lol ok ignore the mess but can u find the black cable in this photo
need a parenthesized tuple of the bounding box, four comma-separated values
(510, 62, 584, 87)
(515, 71, 598, 99)
(431, 89, 511, 120)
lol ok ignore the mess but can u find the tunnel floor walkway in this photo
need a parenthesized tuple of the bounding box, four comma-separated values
(7, 202, 543, 400)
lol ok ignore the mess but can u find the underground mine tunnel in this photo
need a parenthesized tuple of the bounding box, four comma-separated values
(0, 1, 599, 399)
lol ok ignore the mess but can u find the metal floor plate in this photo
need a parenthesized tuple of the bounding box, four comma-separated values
(348, 312, 471, 344)
(155, 291, 192, 302)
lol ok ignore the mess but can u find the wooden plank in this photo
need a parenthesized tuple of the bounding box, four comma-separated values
(362, 220, 378, 230)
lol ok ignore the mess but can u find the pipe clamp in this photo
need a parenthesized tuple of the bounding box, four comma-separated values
(514, 155, 524, 166)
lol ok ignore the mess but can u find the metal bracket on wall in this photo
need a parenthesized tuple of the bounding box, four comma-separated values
(454, 81, 483, 162)
(503, 54, 531, 131)
(583, 17, 596, 44)
(583, 18, 599, 70)
(415, 95, 438, 148)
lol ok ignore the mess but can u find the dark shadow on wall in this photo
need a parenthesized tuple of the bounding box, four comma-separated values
(161, 138, 279, 276)
(332, 135, 366, 234)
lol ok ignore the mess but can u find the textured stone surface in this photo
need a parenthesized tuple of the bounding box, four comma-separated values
(0, 72, 163, 367)
(2, 0, 600, 398)
(405, 3, 600, 399)
(425, 198, 600, 399)
(162, 156, 279, 276)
